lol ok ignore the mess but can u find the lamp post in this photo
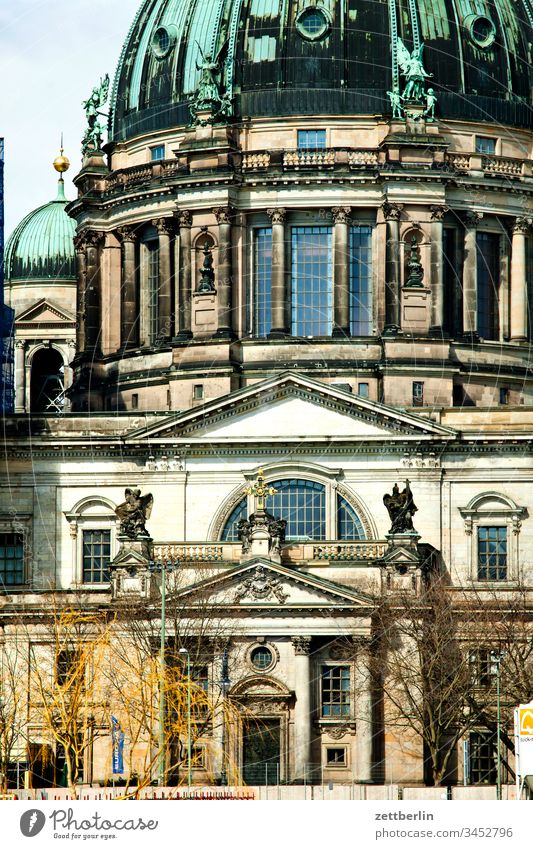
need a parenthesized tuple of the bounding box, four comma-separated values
(158, 559, 166, 786)
(179, 647, 192, 789)
(219, 648, 230, 786)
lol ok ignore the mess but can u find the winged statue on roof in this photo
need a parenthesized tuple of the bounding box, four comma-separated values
(397, 39, 433, 102)
(115, 488, 154, 539)
(189, 38, 232, 124)
(82, 74, 110, 155)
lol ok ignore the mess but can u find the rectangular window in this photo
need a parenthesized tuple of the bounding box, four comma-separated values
(469, 732, 496, 784)
(412, 381, 424, 407)
(499, 387, 509, 405)
(147, 241, 160, 345)
(468, 649, 499, 688)
(357, 382, 369, 398)
(56, 649, 82, 687)
(193, 384, 204, 401)
(325, 747, 347, 766)
(443, 228, 459, 335)
(151, 145, 165, 161)
(0, 532, 24, 586)
(475, 137, 496, 155)
(298, 130, 326, 150)
(350, 226, 373, 335)
(476, 232, 500, 341)
(254, 228, 273, 336)
(291, 226, 333, 337)
(82, 530, 111, 583)
(131, 394, 139, 410)
(477, 526, 507, 581)
(321, 665, 350, 718)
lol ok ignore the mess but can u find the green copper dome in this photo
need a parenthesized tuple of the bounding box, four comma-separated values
(5, 179, 76, 283)
(110, 0, 533, 141)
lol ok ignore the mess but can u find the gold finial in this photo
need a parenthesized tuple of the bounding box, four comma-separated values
(53, 134, 70, 175)
(245, 469, 278, 512)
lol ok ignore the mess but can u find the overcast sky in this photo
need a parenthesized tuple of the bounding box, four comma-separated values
(1, 0, 140, 236)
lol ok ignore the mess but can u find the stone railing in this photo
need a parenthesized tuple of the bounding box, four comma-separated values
(242, 152, 271, 170)
(283, 148, 337, 167)
(310, 542, 388, 561)
(348, 149, 379, 167)
(445, 153, 471, 171)
(154, 540, 389, 565)
(154, 543, 236, 563)
(482, 155, 523, 176)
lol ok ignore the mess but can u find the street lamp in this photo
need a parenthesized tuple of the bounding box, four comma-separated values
(219, 649, 230, 786)
(179, 647, 192, 789)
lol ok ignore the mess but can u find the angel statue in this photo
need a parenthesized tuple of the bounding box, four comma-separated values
(189, 39, 230, 123)
(383, 480, 418, 534)
(397, 40, 433, 102)
(82, 74, 110, 155)
(115, 488, 154, 539)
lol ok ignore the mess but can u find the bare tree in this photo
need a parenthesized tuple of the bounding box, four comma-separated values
(0, 629, 29, 792)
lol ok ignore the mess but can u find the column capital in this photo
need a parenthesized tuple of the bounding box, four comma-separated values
(117, 225, 138, 244)
(430, 205, 448, 222)
(83, 230, 105, 249)
(175, 209, 193, 229)
(463, 211, 483, 229)
(291, 635, 312, 656)
(512, 216, 532, 235)
(74, 234, 88, 253)
(213, 206, 234, 225)
(382, 201, 403, 222)
(152, 218, 175, 237)
(15, 340, 26, 350)
(332, 206, 352, 225)
(267, 207, 286, 225)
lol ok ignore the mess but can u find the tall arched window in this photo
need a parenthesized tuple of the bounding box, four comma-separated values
(221, 480, 366, 542)
(30, 348, 65, 413)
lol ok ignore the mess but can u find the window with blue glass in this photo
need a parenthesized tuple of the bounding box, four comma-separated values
(298, 130, 326, 150)
(477, 526, 507, 581)
(476, 233, 500, 341)
(82, 530, 111, 583)
(147, 240, 160, 344)
(254, 228, 273, 336)
(350, 226, 373, 335)
(151, 145, 165, 161)
(337, 496, 365, 540)
(221, 499, 248, 541)
(269, 479, 326, 540)
(291, 227, 333, 337)
(321, 666, 351, 718)
(0, 533, 24, 586)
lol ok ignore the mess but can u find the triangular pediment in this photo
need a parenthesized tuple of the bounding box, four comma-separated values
(16, 298, 76, 326)
(380, 545, 420, 565)
(169, 558, 374, 610)
(126, 372, 456, 444)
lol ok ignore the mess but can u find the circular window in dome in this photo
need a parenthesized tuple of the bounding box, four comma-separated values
(465, 14, 496, 49)
(250, 646, 275, 672)
(152, 25, 175, 59)
(296, 7, 331, 42)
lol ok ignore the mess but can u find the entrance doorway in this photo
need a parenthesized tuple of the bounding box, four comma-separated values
(242, 718, 281, 785)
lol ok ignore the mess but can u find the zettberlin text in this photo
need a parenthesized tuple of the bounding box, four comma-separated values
(375, 811, 434, 821)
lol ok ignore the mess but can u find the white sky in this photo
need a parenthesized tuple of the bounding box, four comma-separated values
(0, 0, 140, 237)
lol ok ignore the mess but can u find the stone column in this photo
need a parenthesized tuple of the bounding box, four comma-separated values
(354, 637, 373, 783)
(510, 217, 530, 342)
(429, 205, 447, 333)
(382, 202, 403, 333)
(84, 231, 104, 353)
(213, 206, 235, 339)
(15, 340, 26, 412)
(291, 636, 313, 781)
(332, 207, 351, 337)
(153, 218, 173, 341)
(74, 236, 87, 353)
(267, 208, 288, 337)
(462, 212, 481, 338)
(175, 210, 192, 340)
(117, 227, 138, 348)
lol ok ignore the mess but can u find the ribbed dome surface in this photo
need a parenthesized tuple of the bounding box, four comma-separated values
(111, 0, 533, 140)
(5, 181, 76, 283)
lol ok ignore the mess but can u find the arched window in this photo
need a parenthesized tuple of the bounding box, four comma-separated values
(221, 480, 366, 542)
(30, 348, 65, 413)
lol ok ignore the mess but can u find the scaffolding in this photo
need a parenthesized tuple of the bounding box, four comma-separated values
(0, 138, 14, 414)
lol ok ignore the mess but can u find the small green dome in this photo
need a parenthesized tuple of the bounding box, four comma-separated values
(5, 180, 76, 283)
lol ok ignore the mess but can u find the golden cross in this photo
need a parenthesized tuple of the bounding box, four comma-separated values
(245, 468, 277, 511)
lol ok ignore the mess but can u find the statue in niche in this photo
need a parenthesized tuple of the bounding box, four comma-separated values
(397, 40, 433, 102)
(82, 74, 110, 155)
(405, 236, 424, 288)
(197, 241, 216, 293)
(237, 518, 252, 554)
(383, 480, 418, 534)
(115, 488, 153, 538)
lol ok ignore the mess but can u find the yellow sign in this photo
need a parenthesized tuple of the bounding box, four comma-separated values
(519, 708, 533, 736)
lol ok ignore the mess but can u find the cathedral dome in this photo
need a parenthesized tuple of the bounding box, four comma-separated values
(111, 0, 533, 141)
(5, 179, 77, 283)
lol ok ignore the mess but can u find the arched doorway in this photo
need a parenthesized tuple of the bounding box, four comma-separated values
(30, 348, 65, 412)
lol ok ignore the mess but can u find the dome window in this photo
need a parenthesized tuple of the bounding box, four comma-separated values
(296, 7, 331, 42)
(465, 15, 496, 49)
(152, 25, 175, 59)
